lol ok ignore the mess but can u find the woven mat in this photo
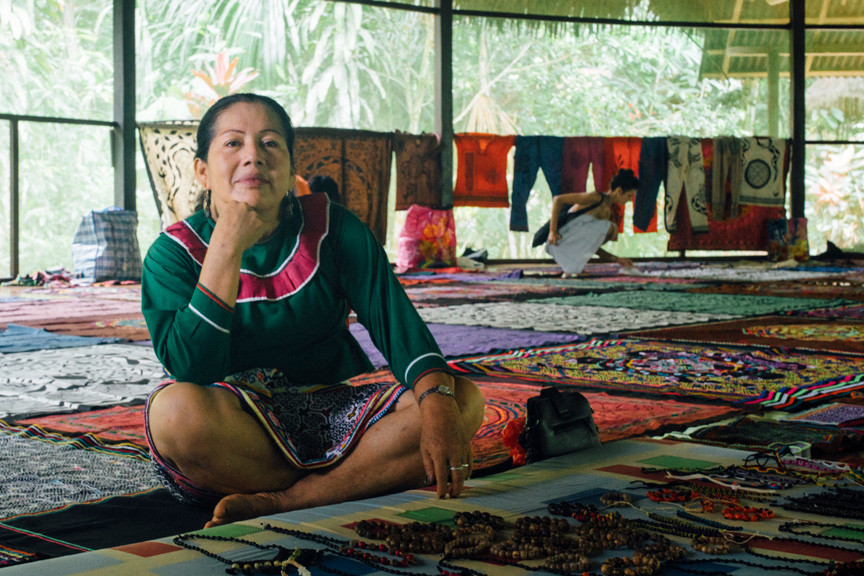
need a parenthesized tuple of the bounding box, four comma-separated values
(0, 324, 123, 353)
(688, 276, 864, 301)
(349, 322, 586, 368)
(623, 316, 864, 356)
(6, 438, 862, 574)
(0, 297, 142, 325)
(448, 338, 864, 409)
(13, 314, 150, 341)
(0, 423, 158, 520)
(790, 303, 864, 319)
(683, 414, 864, 455)
(528, 291, 851, 316)
(0, 344, 166, 419)
(403, 281, 587, 308)
(417, 302, 735, 334)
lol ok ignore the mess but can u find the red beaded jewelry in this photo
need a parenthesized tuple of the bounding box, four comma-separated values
(721, 503, 774, 521)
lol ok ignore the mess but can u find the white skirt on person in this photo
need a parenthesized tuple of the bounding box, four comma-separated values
(545, 213, 613, 275)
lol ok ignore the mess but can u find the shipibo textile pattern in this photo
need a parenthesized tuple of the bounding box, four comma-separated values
(789, 303, 864, 319)
(0, 344, 165, 419)
(138, 121, 204, 227)
(688, 277, 864, 301)
(448, 339, 864, 408)
(528, 291, 852, 316)
(622, 316, 864, 356)
(0, 428, 158, 519)
(417, 302, 735, 333)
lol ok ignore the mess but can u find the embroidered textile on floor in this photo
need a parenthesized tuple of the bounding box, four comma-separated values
(418, 302, 736, 333)
(0, 344, 165, 419)
(448, 339, 864, 407)
(528, 291, 851, 316)
(0, 428, 158, 519)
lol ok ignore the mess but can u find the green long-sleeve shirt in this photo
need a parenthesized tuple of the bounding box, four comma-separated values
(141, 193, 448, 388)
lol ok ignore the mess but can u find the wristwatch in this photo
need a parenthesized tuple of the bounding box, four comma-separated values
(417, 384, 455, 405)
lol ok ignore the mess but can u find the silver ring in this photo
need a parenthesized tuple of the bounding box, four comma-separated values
(449, 464, 469, 471)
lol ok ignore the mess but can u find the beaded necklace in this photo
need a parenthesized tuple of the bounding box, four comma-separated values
(172, 532, 322, 575)
(782, 487, 864, 520)
(263, 523, 422, 574)
(779, 520, 864, 544)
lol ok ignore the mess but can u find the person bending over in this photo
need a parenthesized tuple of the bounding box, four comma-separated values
(537, 169, 639, 276)
(141, 93, 484, 528)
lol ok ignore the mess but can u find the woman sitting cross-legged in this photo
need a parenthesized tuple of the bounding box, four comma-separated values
(534, 169, 640, 277)
(141, 93, 485, 528)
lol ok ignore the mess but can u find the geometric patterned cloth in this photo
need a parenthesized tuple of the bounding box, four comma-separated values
(449, 338, 864, 408)
(418, 302, 736, 334)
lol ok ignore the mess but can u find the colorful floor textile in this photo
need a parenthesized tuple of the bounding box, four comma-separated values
(0, 324, 122, 353)
(790, 302, 864, 319)
(0, 344, 165, 419)
(0, 488, 210, 566)
(638, 263, 839, 282)
(403, 281, 587, 308)
(13, 314, 150, 341)
(417, 302, 734, 334)
(6, 438, 862, 575)
(0, 297, 142, 324)
(0, 426, 158, 520)
(349, 323, 586, 368)
(19, 283, 142, 302)
(14, 405, 150, 447)
(787, 402, 864, 427)
(623, 316, 864, 355)
(529, 291, 851, 316)
(688, 276, 864, 301)
(448, 339, 864, 409)
(681, 414, 864, 455)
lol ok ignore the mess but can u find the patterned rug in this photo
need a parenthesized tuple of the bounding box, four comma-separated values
(0, 423, 159, 520)
(0, 298, 142, 325)
(682, 414, 864, 455)
(15, 406, 150, 447)
(447, 338, 864, 409)
(622, 316, 864, 356)
(0, 344, 166, 419)
(528, 291, 851, 316)
(349, 322, 586, 367)
(417, 302, 735, 334)
(403, 281, 587, 308)
(790, 303, 864, 319)
(688, 276, 864, 301)
(14, 314, 150, 341)
(786, 402, 864, 428)
(20, 284, 142, 302)
(0, 324, 123, 353)
(637, 264, 840, 282)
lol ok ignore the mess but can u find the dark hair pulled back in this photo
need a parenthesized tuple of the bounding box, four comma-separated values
(195, 93, 295, 166)
(610, 168, 639, 192)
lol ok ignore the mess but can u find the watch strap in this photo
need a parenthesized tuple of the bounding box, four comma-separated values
(416, 384, 455, 405)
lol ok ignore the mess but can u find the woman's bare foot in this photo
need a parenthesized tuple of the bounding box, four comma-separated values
(205, 491, 292, 528)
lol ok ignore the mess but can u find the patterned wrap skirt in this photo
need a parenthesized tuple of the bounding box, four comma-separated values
(145, 368, 407, 506)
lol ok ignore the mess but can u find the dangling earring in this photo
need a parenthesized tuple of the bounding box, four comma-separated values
(203, 189, 212, 218)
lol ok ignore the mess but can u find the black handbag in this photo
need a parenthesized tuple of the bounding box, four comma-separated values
(521, 387, 600, 462)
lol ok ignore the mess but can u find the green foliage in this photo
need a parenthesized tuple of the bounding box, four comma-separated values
(2, 1, 863, 276)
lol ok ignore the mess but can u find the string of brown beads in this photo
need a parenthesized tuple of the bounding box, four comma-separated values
(690, 534, 739, 555)
(632, 536, 687, 563)
(601, 491, 633, 507)
(543, 551, 591, 573)
(442, 534, 492, 560)
(600, 555, 661, 576)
